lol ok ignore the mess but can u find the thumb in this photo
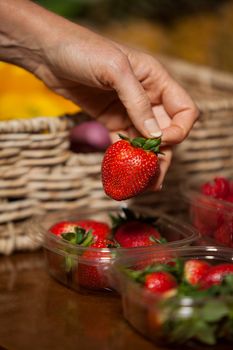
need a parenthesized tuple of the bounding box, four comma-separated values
(110, 56, 162, 138)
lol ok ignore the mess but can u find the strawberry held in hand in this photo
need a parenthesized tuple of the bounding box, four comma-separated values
(102, 134, 161, 201)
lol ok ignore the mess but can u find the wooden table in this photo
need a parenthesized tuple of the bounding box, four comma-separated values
(0, 251, 232, 350)
(0, 251, 159, 350)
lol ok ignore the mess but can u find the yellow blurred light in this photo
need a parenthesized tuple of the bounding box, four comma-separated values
(0, 62, 80, 120)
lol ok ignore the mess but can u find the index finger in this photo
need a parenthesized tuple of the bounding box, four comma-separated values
(160, 77, 199, 145)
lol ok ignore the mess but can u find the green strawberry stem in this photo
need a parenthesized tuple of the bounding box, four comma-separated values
(80, 231, 94, 247)
(62, 227, 94, 247)
(150, 236, 168, 244)
(118, 133, 162, 154)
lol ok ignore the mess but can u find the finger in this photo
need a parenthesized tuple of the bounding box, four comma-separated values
(150, 147, 173, 191)
(152, 104, 171, 130)
(161, 79, 199, 144)
(97, 99, 131, 131)
(109, 55, 162, 138)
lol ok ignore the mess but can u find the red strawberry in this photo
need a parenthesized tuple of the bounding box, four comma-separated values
(184, 259, 210, 285)
(111, 208, 162, 248)
(102, 134, 161, 201)
(115, 221, 161, 248)
(200, 263, 233, 289)
(192, 177, 231, 236)
(144, 271, 177, 294)
(201, 177, 230, 200)
(49, 220, 110, 242)
(214, 221, 233, 247)
(226, 195, 233, 203)
(77, 239, 115, 290)
(49, 221, 78, 236)
(191, 196, 224, 236)
(74, 220, 110, 241)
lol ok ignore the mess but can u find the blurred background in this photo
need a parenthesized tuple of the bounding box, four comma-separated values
(36, 0, 233, 71)
(0, 0, 233, 120)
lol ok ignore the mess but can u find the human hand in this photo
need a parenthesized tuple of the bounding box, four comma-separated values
(0, 0, 199, 189)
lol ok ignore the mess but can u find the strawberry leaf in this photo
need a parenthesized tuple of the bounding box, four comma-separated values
(80, 230, 94, 247)
(201, 300, 229, 322)
(119, 133, 162, 154)
(154, 237, 168, 244)
(118, 133, 129, 141)
(62, 232, 80, 244)
(65, 256, 74, 273)
(131, 137, 146, 148)
(193, 320, 216, 345)
(143, 138, 161, 150)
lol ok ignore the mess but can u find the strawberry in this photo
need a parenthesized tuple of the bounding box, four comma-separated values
(191, 195, 224, 237)
(74, 220, 110, 241)
(111, 208, 162, 248)
(49, 221, 78, 236)
(200, 263, 233, 289)
(49, 220, 110, 242)
(77, 239, 116, 290)
(191, 177, 231, 235)
(144, 271, 177, 294)
(201, 177, 230, 200)
(184, 259, 210, 285)
(102, 134, 161, 201)
(214, 221, 233, 247)
(226, 194, 233, 203)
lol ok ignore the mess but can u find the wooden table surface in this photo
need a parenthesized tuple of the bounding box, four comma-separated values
(0, 251, 232, 350)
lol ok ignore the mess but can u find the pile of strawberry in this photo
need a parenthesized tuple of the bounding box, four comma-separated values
(49, 209, 166, 290)
(126, 259, 233, 345)
(191, 177, 233, 247)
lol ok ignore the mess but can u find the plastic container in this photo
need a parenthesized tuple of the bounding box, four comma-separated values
(28, 207, 199, 293)
(182, 181, 233, 248)
(111, 246, 233, 346)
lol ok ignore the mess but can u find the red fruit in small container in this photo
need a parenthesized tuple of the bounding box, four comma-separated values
(77, 239, 115, 291)
(50, 221, 79, 236)
(115, 221, 161, 248)
(111, 208, 162, 248)
(38, 208, 198, 294)
(145, 271, 177, 294)
(184, 259, 210, 285)
(201, 177, 230, 200)
(74, 220, 110, 241)
(200, 263, 233, 289)
(214, 221, 233, 248)
(102, 134, 161, 201)
(186, 177, 233, 241)
(50, 219, 110, 242)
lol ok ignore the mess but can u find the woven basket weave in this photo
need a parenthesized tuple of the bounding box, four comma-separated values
(1, 57, 233, 255)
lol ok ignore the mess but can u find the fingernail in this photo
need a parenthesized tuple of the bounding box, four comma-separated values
(159, 184, 163, 191)
(144, 118, 162, 138)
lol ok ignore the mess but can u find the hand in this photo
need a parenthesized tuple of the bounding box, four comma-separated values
(0, 0, 199, 189)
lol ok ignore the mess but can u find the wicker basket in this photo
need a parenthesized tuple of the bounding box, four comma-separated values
(1, 57, 233, 255)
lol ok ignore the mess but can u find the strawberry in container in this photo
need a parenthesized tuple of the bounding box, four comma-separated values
(112, 246, 233, 346)
(183, 177, 233, 247)
(30, 206, 198, 293)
